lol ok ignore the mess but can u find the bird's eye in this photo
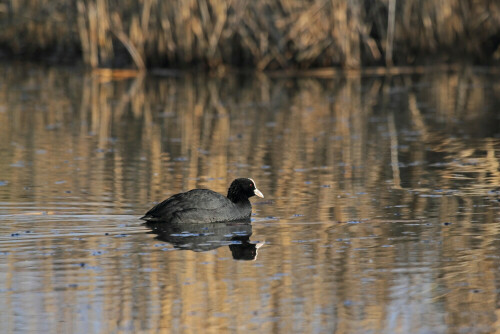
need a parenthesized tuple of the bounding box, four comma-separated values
(250, 184, 253, 188)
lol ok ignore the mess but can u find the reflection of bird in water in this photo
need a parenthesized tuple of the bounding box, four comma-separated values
(145, 221, 264, 261)
(141, 178, 264, 223)
(229, 239, 265, 261)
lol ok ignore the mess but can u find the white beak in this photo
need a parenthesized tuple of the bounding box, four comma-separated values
(254, 188, 264, 198)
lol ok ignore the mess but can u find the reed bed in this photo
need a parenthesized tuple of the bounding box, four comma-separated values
(0, 0, 499, 69)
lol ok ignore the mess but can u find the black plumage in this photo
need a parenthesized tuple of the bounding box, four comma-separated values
(141, 178, 264, 223)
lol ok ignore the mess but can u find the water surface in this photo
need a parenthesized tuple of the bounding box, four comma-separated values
(1, 64, 500, 333)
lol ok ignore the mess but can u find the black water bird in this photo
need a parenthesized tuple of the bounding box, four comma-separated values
(141, 178, 264, 223)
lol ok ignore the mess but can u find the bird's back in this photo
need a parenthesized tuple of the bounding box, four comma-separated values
(141, 189, 252, 223)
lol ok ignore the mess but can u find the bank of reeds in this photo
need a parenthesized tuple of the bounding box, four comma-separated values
(0, 0, 499, 69)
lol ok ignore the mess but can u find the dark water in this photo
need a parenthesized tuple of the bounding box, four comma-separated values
(1, 63, 500, 333)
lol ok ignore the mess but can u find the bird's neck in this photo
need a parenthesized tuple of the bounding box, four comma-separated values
(227, 190, 250, 204)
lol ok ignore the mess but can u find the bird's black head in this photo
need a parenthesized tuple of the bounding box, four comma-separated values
(227, 178, 264, 203)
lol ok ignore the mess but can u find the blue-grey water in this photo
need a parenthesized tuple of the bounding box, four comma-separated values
(1, 63, 500, 333)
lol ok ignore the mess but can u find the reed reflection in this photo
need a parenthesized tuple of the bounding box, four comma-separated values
(1, 64, 500, 333)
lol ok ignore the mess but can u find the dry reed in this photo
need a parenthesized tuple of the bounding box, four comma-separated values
(0, 0, 499, 69)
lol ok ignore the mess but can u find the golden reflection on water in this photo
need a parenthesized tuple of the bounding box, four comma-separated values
(0, 64, 500, 333)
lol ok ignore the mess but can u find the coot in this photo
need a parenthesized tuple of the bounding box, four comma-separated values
(141, 178, 264, 223)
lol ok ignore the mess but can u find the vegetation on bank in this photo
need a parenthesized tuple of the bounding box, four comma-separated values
(0, 0, 499, 70)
